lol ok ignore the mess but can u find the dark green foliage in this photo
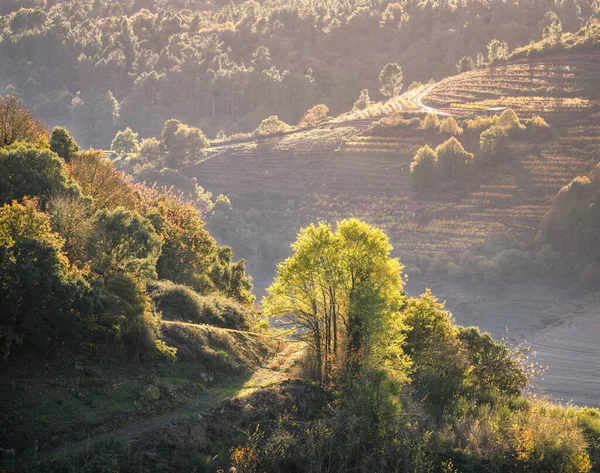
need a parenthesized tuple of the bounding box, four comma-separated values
(161, 119, 209, 168)
(410, 145, 437, 192)
(149, 193, 254, 304)
(49, 126, 79, 163)
(92, 272, 160, 356)
(458, 327, 528, 396)
(404, 292, 528, 417)
(410, 138, 474, 193)
(0, 238, 90, 360)
(436, 137, 474, 189)
(111, 127, 140, 155)
(149, 280, 252, 330)
(87, 207, 162, 280)
(0, 143, 79, 205)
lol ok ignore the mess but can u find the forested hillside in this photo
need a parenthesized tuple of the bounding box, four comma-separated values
(1, 0, 597, 147)
(3, 1, 600, 472)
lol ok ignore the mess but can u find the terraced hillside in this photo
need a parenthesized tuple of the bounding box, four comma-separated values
(423, 53, 600, 118)
(190, 49, 600, 271)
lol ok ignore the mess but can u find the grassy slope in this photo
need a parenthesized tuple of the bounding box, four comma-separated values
(0, 322, 286, 456)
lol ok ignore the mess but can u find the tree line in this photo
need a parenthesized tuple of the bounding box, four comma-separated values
(0, 0, 594, 147)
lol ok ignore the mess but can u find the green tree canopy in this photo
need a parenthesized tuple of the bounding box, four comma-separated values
(421, 112, 440, 131)
(87, 207, 162, 281)
(161, 120, 209, 168)
(436, 136, 474, 185)
(254, 115, 290, 136)
(0, 143, 79, 205)
(0, 198, 89, 360)
(50, 127, 79, 163)
(487, 39, 509, 63)
(480, 125, 509, 159)
(299, 104, 329, 128)
(264, 219, 406, 383)
(112, 127, 140, 155)
(410, 145, 438, 192)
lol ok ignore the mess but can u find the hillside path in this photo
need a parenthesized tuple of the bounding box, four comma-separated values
(33, 338, 306, 464)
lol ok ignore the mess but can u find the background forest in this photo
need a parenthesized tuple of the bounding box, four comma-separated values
(0, 0, 597, 147)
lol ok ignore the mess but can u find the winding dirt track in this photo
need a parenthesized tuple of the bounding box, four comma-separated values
(31, 334, 305, 464)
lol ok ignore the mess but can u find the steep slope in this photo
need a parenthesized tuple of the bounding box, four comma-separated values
(0, 322, 296, 459)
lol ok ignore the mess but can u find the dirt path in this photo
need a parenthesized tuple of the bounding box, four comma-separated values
(33, 339, 306, 464)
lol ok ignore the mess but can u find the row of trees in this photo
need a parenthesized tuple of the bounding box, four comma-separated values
(410, 109, 544, 194)
(0, 0, 593, 145)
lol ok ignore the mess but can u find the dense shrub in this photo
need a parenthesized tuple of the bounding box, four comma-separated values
(411, 138, 474, 192)
(480, 125, 509, 159)
(435, 136, 474, 188)
(439, 116, 463, 136)
(149, 280, 252, 330)
(255, 116, 290, 136)
(421, 112, 440, 131)
(528, 115, 551, 136)
(299, 104, 329, 128)
(353, 89, 371, 111)
(410, 145, 437, 191)
(497, 108, 525, 131)
(466, 115, 498, 134)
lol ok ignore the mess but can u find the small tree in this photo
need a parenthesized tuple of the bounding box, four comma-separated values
(161, 120, 209, 168)
(299, 104, 329, 128)
(50, 127, 79, 163)
(497, 108, 524, 131)
(112, 127, 140, 155)
(88, 207, 162, 280)
(543, 12, 563, 46)
(0, 198, 89, 360)
(421, 112, 440, 131)
(476, 52, 486, 69)
(138, 137, 163, 166)
(0, 95, 46, 148)
(436, 137, 474, 186)
(529, 116, 550, 136)
(255, 115, 290, 136)
(410, 145, 438, 192)
(456, 56, 474, 74)
(0, 143, 78, 205)
(487, 39, 508, 64)
(439, 117, 463, 136)
(69, 150, 139, 210)
(480, 125, 509, 159)
(379, 63, 403, 98)
(353, 89, 371, 111)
